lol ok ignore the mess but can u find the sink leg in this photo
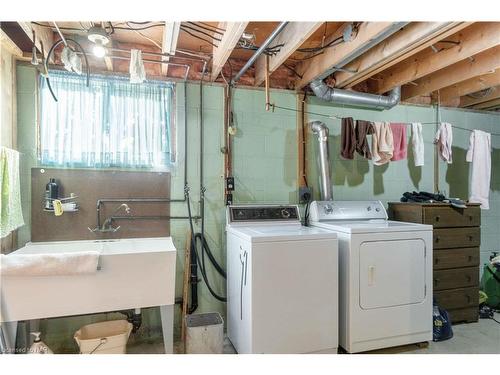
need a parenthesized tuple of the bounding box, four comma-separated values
(1, 321, 17, 354)
(159, 305, 173, 354)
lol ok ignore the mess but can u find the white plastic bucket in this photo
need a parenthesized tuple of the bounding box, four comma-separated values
(74, 320, 132, 354)
(185, 312, 224, 354)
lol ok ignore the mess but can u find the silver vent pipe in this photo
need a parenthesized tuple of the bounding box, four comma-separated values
(310, 79, 401, 110)
(309, 121, 333, 201)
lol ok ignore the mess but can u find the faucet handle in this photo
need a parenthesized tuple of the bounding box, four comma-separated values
(112, 225, 121, 233)
(88, 226, 99, 233)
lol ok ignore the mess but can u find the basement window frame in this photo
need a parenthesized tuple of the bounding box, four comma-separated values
(37, 69, 177, 171)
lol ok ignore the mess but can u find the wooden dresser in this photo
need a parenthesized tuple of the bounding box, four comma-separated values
(387, 202, 481, 324)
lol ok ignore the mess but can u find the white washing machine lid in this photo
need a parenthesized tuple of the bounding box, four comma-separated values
(312, 220, 432, 234)
(226, 224, 338, 243)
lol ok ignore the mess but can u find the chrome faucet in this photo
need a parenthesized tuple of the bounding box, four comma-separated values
(88, 203, 131, 233)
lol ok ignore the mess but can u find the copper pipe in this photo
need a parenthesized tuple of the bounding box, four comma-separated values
(265, 54, 270, 111)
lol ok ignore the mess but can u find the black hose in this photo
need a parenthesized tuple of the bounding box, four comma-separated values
(44, 38, 90, 102)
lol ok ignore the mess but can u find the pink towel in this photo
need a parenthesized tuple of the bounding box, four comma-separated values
(390, 123, 407, 161)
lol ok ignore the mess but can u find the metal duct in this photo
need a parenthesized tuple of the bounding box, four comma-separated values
(309, 121, 333, 201)
(310, 79, 401, 110)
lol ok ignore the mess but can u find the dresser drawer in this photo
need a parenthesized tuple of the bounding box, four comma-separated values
(447, 307, 479, 323)
(423, 206, 480, 228)
(434, 267, 479, 291)
(433, 247, 480, 270)
(433, 227, 480, 249)
(434, 287, 479, 309)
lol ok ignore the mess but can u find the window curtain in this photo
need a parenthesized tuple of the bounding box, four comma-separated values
(39, 70, 175, 168)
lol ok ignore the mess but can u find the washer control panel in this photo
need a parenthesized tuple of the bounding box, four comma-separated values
(228, 205, 300, 224)
(309, 201, 388, 222)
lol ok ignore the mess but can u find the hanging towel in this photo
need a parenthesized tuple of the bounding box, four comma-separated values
(0, 147, 24, 238)
(390, 123, 407, 161)
(355, 120, 374, 159)
(466, 129, 491, 210)
(434, 122, 453, 163)
(371, 122, 394, 166)
(0, 251, 100, 276)
(129, 49, 146, 84)
(411, 122, 424, 166)
(340, 117, 356, 159)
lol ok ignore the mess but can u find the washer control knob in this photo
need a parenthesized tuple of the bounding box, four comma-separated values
(324, 204, 334, 215)
(281, 209, 291, 219)
(375, 207, 381, 212)
(367, 206, 372, 211)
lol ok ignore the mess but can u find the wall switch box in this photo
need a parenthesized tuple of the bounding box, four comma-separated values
(226, 177, 235, 191)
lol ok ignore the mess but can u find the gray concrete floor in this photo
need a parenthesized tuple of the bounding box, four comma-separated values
(127, 313, 500, 354)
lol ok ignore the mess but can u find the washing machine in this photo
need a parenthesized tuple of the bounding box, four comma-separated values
(226, 204, 339, 354)
(309, 200, 433, 353)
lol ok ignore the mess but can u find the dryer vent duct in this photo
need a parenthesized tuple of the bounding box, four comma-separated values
(310, 79, 401, 111)
(309, 121, 333, 201)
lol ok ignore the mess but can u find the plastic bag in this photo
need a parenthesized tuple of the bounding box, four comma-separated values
(433, 301, 453, 342)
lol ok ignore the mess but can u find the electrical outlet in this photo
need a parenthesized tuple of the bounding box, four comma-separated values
(226, 177, 235, 191)
(225, 193, 233, 206)
(299, 186, 312, 204)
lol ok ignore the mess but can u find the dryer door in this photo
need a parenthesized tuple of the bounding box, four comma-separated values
(359, 239, 426, 309)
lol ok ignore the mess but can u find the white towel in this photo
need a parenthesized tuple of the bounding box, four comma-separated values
(372, 122, 394, 166)
(466, 129, 491, 210)
(0, 147, 24, 238)
(129, 49, 146, 84)
(411, 122, 424, 167)
(0, 251, 100, 276)
(434, 122, 453, 163)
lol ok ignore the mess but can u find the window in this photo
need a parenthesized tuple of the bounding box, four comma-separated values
(39, 70, 175, 169)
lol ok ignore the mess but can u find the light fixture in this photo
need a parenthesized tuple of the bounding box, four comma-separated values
(87, 25, 110, 58)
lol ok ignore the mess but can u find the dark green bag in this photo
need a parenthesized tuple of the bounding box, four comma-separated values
(481, 263, 500, 309)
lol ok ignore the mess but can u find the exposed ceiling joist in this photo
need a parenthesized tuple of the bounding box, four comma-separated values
(471, 97, 500, 110)
(162, 22, 181, 76)
(402, 45, 500, 100)
(210, 22, 249, 82)
(376, 22, 500, 95)
(253, 22, 323, 86)
(334, 22, 471, 89)
(461, 84, 500, 107)
(17, 22, 54, 62)
(0, 29, 22, 56)
(295, 22, 408, 89)
(439, 69, 500, 103)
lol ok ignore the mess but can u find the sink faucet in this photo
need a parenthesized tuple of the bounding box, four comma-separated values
(89, 203, 131, 233)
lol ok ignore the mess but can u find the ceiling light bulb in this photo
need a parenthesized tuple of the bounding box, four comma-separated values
(93, 43, 106, 58)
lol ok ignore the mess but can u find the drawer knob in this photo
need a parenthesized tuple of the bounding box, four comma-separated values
(468, 255, 473, 262)
(435, 216, 440, 222)
(466, 275, 472, 282)
(468, 215, 473, 221)
(466, 295, 471, 303)
(468, 235, 473, 241)
(435, 236, 440, 243)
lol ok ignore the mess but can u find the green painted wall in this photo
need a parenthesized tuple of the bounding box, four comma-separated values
(15, 63, 500, 352)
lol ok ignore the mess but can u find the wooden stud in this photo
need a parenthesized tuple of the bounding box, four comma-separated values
(162, 22, 181, 76)
(254, 22, 323, 86)
(376, 22, 500, 95)
(295, 22, 406, 89)
(334, 22, 470, 89)
(439, 69, 500, 104)
(17, 22, 54, 62)
(402, 45, 500, 100)
(210, 22, 249, 82)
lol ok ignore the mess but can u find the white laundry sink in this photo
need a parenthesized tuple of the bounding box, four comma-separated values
(0, 237, 176, 353)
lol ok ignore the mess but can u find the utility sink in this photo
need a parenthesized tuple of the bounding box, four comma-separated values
(0, 237, 176, 353)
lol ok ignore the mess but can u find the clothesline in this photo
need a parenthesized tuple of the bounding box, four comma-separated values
(271, 104, 500, 137)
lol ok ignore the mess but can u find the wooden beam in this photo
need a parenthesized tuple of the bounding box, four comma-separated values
(210, 22, 249, 82)
(161, 22, 181, 76)
(254, 22, 323, 86)
(376, 22, 500, 95)
(461, 84, 500, 107)
(471, 97, 500, 110)
(17, 22, 53, 62)
(295, 22, 407, 89)
(439, 69, 500, 103)
(335, 22, 470, 89)
(0, 29, 22, 56)
(402, 45, 500, 100)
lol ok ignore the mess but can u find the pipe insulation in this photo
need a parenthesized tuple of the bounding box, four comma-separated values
(310, 79, 401, 111)
(309, 121, 333, 201)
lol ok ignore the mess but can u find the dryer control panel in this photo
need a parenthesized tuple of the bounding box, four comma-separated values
(227, 205, 300, 225)
(309, 201, 388, 222)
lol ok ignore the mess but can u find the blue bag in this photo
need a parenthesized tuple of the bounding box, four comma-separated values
(433, 301, 453, 342)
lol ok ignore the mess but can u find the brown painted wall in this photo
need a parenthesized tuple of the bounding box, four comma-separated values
(31, 168, 171, 242)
